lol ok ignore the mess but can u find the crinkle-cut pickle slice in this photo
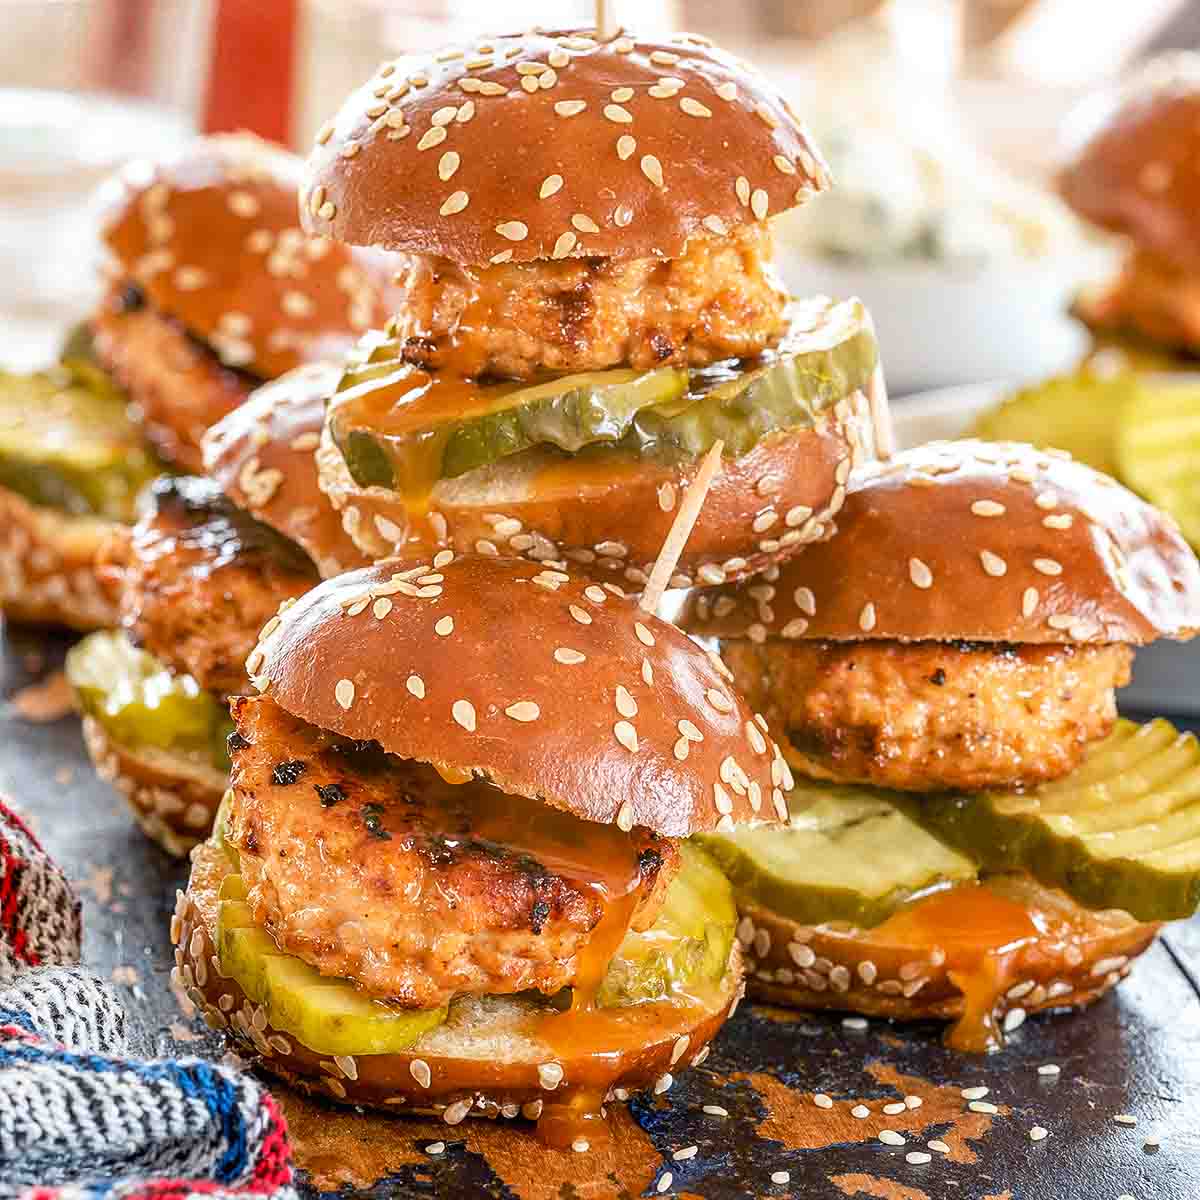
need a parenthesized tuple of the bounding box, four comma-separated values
(1116, 378, 1200, 551)
(697, 784, 978, 929)
(66, 631, 233, 772)
(912, 718, 1200, 923)
(330, 296, 877, 491)
(0, 362, 160, 521)
(216, 889, 449, 1055)
(969, 368, 1135, 478)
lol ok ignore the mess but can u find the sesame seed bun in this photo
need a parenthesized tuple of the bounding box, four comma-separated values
(734, 894, 1157, 1034)
(300, 28, 829, 265)
(0, 490, 117, 631)
(682, 440, 1200, 647)
(315, 396, 870, 588)
(201, 363, 371, 579)
(245, 555, 790, 836)
(80, 716, 226, 858)
(1060, 54, 1200, 272)
(98, 133, 392, 379)
(173, 836, 739, 1116)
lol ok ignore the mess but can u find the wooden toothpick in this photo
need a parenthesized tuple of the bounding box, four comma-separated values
(595, 0, 617, 40)
(639, 440, 724, 616)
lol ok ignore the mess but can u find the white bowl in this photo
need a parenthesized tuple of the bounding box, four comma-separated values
(892, 383, 1200, 715)
(777, 248, 1117, 396)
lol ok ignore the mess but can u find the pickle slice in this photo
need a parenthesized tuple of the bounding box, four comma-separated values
(0, 364, 161, 521)
(969, 370, 1134, 478)
(598, 840, 736, 1006)
(329, 296, 876, 493)
(216, 885, 447, 1054)
(698, 783, 978, 929)
(66, 631, 233, 772)
(911, 719, 1200, 923)
(1115, 379, 1200, 551)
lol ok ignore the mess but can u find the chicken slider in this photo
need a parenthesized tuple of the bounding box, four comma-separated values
(174, 554, 786, 1142)
(300, 28, 885, 586)
(683, 440, 1200, 1049)
(67, 364, 369, 855)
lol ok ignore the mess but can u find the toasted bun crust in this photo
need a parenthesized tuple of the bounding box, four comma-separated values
(98, 133, 391, 378)
(0, 490, 117, 630)
(201, 364, 371, 578)
(317, 398, 873, 588)
(1060, 54, 1200, 271)
(244, 556, 788, 836)
(175, 837, 739, 1115)
(682, 440, 1200, 646)
(300, 28, 829, 265)
(80, 716, 226, 857)
(735, 898, 1156, 1028)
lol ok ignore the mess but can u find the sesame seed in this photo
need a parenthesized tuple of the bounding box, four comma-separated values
(1023, 586, 1040, 617)
(657, 1173, 672, 1194)
(1113, 1113, 1138, 1126)
(495, 220, 529, 241)
(410, 1059, 431, 1087)
(552, 230, 577, 258)
(680, 96, 712, 117)
(568, 604, 592, 625)
(1037, 1063, 1061, 1076)
(603, 103, 633, 124)
(928, 1140, 950, 1154)
(520, 76, 538, 94)
(426, 1141, 445, 1154)
(906, 1152, 932, 1165)
(614, 204, 633, 226)
(572, 1138, 590, 1153)
(282, 290, 315, 318)
(438, 150, 461, 181)
(318, 201, 336, 220)
(961, 1086, 989, 1100)
(174, 265, 209, 291)
(571, 213, 600, 234)
(879, 1130, 905, 1146)
(1043, 513, 1074, 530)
(773, 154, 797, 175)
(1033, 558, 1063, 576)
(850, 1103, 870, 1118)
(673, 1145, 697, 1161)
(615, 686, 638, 718)
(456, 101, 475, 122)
(435, 616, 454, 636)
(417, 126, 447, 151)
(1030, 1126, 1049, 1142)
(505, 701, 540, 722)
(883, 1102, 907, 1115)
(770, 1171, 789, 1185)
(538, 1061, 564, 1089)
(634, 622, 655, 646)
(980, 550, 1007, 577)
(439, 190, 469, 216)
(969, 1101, 999, 1114)
(554, 99, 587, 117)
(614, 721, 639, 752)
(335, 679, 355, 709)
(654, 1073, 673, 1095)
(490, 250, 513, 264)
(641, 155, 665, 188)
(616, 800, 634, 832)
(406, 675, 425, 699)
(706, 688, 734, 713)
(909, 558, 933, 589)
(452, 699, 476, 731)
(750, 188, 769, 219)
(971, 499, 1006, 517)
(859, 602, 877, 632)
(555, 647, 586, 664)
(814, 1093, 834, 1109)
(372, 597, 393, 619)
(539, 174, 563, 198)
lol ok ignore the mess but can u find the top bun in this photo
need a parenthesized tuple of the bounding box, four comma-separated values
(300, 28, 830, 265)
(99, 133, 392, 377)
(246, 555, 790, 837)
(201, 362, 371, 579)
(1060, 54, 1200, 271)
(683, 440, 1200, 646)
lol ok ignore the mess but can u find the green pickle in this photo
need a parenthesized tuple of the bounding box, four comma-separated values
(0, 363, 162, 521)
(216, 890, 448, 1055)
(598, 840, 737, 1006)
(910, 719, 1200, 923)
(699, 784, 977, 929)
(66, 631, 233, 771)
(330, 297, 876, 492)
(970, 369, 1135, 478)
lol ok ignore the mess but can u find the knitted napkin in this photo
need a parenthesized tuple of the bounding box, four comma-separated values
(0, 798, 296, 1197)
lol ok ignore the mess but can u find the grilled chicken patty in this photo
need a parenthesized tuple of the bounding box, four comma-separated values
(226, 695, 678, 1009)
(102, 476, 317, 695)
(721, 638, 1134, 793)
(1075, 249, 1200, 354)
(92, 284, 258, 471)
(388, 222, 789, 380)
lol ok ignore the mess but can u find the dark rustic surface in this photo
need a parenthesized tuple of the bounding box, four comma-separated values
(3, 620, 1199, 1200)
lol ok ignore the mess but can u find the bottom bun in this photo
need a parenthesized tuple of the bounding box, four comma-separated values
(81, 716, 226, 856)
(735, 890, 1158, 1050)
(0, 488, 117, 631)
(174, 838, 741, 1122)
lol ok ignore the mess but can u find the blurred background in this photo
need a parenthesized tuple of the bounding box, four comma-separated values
(1, 0, 1198, 385)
